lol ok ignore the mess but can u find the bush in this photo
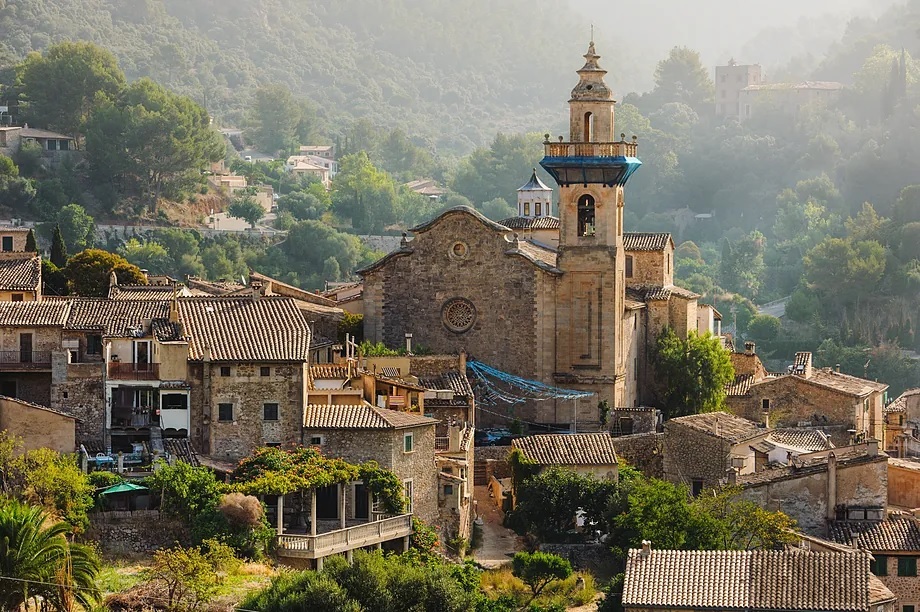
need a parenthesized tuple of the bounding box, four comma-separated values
(218, 492, 264, 528)
(511, 551, 573, 599)
(87, 471, 123, 489)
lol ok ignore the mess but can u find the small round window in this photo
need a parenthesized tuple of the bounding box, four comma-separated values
(449, 241, 469, 259)
(442, 298, 476, 333)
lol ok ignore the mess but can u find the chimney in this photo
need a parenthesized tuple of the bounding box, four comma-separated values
(835, 363, 841, 373)
(405, 332, 413, 354)
(826, 452, 837, 521)
(744, 341, 756, 356)
(169, 298, 179, 323)
(640, 540, 651, 557)
(761, 410, 770, 429)
(448, 420, 462, 452)
(459, 350, 467, 372)
(867, 439, 879, 457)
(726, 467, 738, 485)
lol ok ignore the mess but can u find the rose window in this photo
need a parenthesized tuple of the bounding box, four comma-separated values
(442, 298, 476, 333)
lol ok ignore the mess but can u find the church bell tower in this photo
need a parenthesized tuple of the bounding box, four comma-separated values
(540, 40, 642, 410)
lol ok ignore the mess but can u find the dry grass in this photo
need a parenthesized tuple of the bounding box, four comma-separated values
(480, 566, 597, 609)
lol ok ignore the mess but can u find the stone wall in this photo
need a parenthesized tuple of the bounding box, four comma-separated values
(889, 459, 920, 509)
(875, 556, 920, 610)
(52, 359, 104, 444)
(475, 445, 512, 481)
(662, 423, 732, 490)
(741, 456, 888, 537)
(611, 432, 664, 479)
(86, 510, 190, 556)
(191, 361, 305, 460)
(538, 542, 617, 576)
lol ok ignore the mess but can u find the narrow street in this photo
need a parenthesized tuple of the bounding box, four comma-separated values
(471, 485, 526, 568)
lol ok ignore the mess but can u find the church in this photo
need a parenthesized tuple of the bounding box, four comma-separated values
(358, 41, 718, 430)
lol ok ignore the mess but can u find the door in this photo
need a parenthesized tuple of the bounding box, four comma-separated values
(19, 333, 32, 363)
(134, 342, 150, 372)
(354, 483, 369, 520)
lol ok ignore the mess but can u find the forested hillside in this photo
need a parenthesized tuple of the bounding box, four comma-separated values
(0, 0, 629, 153)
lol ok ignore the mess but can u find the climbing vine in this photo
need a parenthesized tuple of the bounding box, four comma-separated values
(229, 447, 404, 515)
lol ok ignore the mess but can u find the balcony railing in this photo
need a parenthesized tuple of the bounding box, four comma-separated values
(276, 514, 413, 559)
(544, 141, 638, 158)
(0, 350, 52, 368)
(108, 362, 160, 380)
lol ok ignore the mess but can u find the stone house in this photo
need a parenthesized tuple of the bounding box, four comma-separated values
(662, 411, 771, 494)
(0, 253, 41, 301)
(830, 517, 920, 612)
(0, 226, 32, 253)
(0, 395, 76, 453)
(727, 350, 888, 445)
(0, 300, 71, 407)
(887, 457, 920, 509)
(302, 403, 439, 526)
(623, 544, 896, 612)
(0, 126, 77, 167)
(883, 389, 920, 458)
(609, 406, 661, 436)
(512, 432, 619, 481)
(358, 42, 711, 430)
(739, 441, 888, 537)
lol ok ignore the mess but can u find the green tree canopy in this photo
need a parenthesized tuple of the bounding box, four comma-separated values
(245, 84, 317, 154)
(228, 193, 266, 229)
(119, 238, 172, 274)
(54, 203, 95, 254)
(803, 237, 886, 305)
(450, 133, 545, 206)
(511, 551, 573, 600)
(651, 329, 734, 417)
(64, 248, 147, 296)
(16, 41, 126, 136)
(643, 47, 715, 115)
(331, 152, 398, 233)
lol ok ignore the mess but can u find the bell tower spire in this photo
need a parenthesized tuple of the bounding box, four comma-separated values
(569, 40, 615, 142)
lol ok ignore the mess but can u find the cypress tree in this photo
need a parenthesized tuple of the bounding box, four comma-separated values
(24, 228, 36, 252)
(50, 224, 68, 268)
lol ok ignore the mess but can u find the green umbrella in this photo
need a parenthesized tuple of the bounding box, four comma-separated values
(99, 482, 148, 495)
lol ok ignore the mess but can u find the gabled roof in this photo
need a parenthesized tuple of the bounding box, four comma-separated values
(417, 370, 474, 398)
(517, 169, 552, 192)
(0, 254, 40, 291)
(310, 364, 349, 380)
(506, 239, 562, 274)
(409, 206, 511, 234)
(304, 403, 438, 430)
(758, 369, 888, 398)
(667, 412, 765, 444)
(178, 297, 310, 362)
(109, 284, 191, 300)
(767, 429, 833, 452)
(0, 300, 71, 327)
(497, 216, 561, 230)
(66, 299, 169, 336)
(623, 232, 672, 252)
(20, 127, 74, 140)
(829, 518, 920, 552)
(726, 373, 755, 397)
(623, 548, 877, 611)
(627, 284, 701, 302)
(512, 432, 618, 466)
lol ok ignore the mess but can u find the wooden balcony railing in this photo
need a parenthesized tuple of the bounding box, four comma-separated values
(276, 514, 413, 559)
(0, 350, 52, 368)
(543, 141, 638, 158)
(107, 362, 160, 380)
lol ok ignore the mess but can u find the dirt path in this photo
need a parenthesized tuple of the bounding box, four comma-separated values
(472, 485, 525, 568)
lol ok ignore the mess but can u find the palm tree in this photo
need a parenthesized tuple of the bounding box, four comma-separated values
(0, 498, 100, 610)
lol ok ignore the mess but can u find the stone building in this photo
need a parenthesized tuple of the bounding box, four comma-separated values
(887, 457, 920, 509)
(662, 411, 771, 494)
(623, 544, 896, 612)
(359, 41, 712, 430)
(727, 350, 887, 445)
(302, 403, 439, 526)
(830, 517, 920, 611)
(512, 432, 619, 480)
(715, 60, 764, 118)
(739, 441, 888, 537)
(0, 252, 41, 301)
(883, 389, 920, 458)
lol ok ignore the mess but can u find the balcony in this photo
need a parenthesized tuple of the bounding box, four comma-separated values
(108, 362, 160, 380)
(543, 140, 638, 158)
(111, 405, 157, 429)
(275, 514, 413, 559)
(0, 350, 52, 369)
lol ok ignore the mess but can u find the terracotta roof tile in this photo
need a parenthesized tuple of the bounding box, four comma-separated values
(109, 285, 191, 300)
(506, 239, 561, 274)
(667, 412, 765, 443)
(0, 300, 70, 326)
(497, 216, 561, 230)
(767, 429, 833, 452)
(624, 548, 874, 611)
(627, 284, 700, 301)
(417, 370, 474, 397)
(726, 373, 755, 397)
(303, 403, 438, 430)
(623, 232, 672, 251)
(0, 254, 40, 291)
(66, 299, 169, 336)
(829, 518, 920, 552)
(310, 364, 349, 380)
(512, 432, 618, 466)
(178, 297, 310, 362)
(801, 369, 888, 397)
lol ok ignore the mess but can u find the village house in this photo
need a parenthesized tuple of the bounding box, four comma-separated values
(887, 456, 920, 510)
(512, 432, 619, 481)
(0, 226, 32, 253)
(284, 155, 331, 188)
(0, 252, 41, 301)
(623, 543, 896, 612)
(883, 389, 920, 458)
(727, 349, 887, 445)
(299, 144, 335, 161)
(357, 42, 723, 431)
(405, 179, 447, 201)
(830, 517, 920, 612)
(0, 125, 77, 167)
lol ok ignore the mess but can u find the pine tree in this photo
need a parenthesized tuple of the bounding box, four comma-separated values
(50, 224, 68, 267)
(24, 228, 36, 252)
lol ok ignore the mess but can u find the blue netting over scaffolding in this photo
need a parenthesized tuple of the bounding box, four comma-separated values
(467, 359, 594, 406)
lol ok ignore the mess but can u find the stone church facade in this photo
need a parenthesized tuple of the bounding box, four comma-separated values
(360, 42, 709, 430)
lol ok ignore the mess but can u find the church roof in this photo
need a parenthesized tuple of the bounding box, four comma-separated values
(623, 232, 672, 251)
(517, 169, 552, 192)
(409, 205, 510, 235)
(506, 239, 562, 275)
(498, 216, 560, 230)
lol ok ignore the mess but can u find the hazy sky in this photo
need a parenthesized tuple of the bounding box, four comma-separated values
(568, 0, 902, 91)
